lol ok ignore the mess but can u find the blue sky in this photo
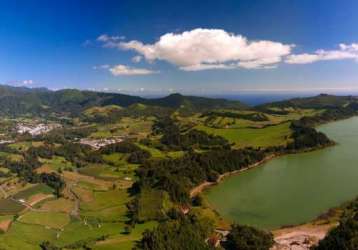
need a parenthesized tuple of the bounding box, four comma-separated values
(1, 0, 358, 95)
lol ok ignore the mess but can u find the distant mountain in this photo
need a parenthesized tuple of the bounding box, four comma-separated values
(3, 85, 357, 118)
(0, 85, 248, 116)
(146, 93, 248, 112)
(257, 94, 358, 110)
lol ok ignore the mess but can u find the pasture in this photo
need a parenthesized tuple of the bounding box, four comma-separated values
(196, 122, 292, 148)
(18, 211, 70, 229)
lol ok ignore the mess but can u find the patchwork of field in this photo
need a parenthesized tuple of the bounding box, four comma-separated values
(89, 117, 155, 139)
(0, 105, 326, 249)
(136, 143, 185, 159)
(0, 160, 147, 249)
(37, 156, 74, 173)
(177, 108, 320, 130)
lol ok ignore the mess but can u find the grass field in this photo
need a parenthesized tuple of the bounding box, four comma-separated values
(0, 222, 57, 250)
(0, 199, 25, 215)
(80, 189, 129, 212)
(39, 156, 74, 172)
(84, 105, 122, 119)
(136, 143, 185, 159)
(6, 154, 24, 162)
(79, 188, 130, 223)
(18, 211, 70, 229)
(137, 188, 172, 222)
(54, 221, 125, 247)
(89, 117, 154, 139)
(63, 171, 113, 190)
(8, 142, 32, 152)
(196, 122, 292, 148)
(41, 198, 74, 213)
(0, 175, 143, 249)
(93, 221, 158, 250)
(13, 184, 53, 201)
(78, 164, 122, 181)
(179, 108, 320, 130)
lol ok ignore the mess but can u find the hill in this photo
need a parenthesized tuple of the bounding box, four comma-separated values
(0, 85, 248, 116)
(257, 94, 358, 111)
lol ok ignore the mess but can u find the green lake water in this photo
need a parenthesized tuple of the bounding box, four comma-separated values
(204, 116, 358, 229)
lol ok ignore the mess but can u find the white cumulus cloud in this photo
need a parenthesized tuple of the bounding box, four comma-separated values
(100, 28, 293, 70)
(180, 63, 235, 71)
(109, 64, 158, 76)
(96, 29, 358, 71)
(286, 43, 358, 64)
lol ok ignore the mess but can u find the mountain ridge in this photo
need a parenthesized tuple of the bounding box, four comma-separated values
(0, 85, 248, 116)
(1, 84, 358, 117)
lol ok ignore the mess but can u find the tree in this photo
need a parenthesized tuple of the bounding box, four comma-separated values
(137, 216, 213, 250)
(224, 224, 274, 250)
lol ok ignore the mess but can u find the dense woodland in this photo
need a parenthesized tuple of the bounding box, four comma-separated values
(224, 224, 274, 250)
(154, 117, 231, 150)
(136, 214, 214, 250)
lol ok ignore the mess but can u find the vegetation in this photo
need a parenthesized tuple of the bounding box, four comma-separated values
(313, 198, 358, 250)
(0, 86, 357, 249)
(100, 141, 151, 164)
(287, 120, 333, 150)
(136, 214, 214, 250)
(0, 85, 247, 117)
(154, 117, 231, 150)
(128, 187, 172, 222)
(196, 122, 291, 148)
(224, 224, 274, 250)
(133, 148, 268, 203)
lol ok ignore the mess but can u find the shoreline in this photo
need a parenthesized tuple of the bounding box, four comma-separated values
(189, 142, 339, 248)
(189, 142, 335, 198)
(190, 153, 278, 197)
(271, 222, 338, 250)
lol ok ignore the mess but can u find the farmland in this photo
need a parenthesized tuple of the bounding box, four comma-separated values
(0, 103, 316, 249)
(195, 122, 292, 148)
(0, 87, 355, 249)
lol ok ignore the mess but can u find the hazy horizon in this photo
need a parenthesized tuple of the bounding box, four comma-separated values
(1, 0, 358, 95)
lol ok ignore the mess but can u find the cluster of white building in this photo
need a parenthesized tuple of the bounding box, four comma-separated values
(79, 136, 123, 150)
(16, 123, 61, 136)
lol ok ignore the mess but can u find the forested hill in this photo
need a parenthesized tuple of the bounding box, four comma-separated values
(0, 85, 247, 116)
(1, 84, 358, 117)
(257, 93, 358, 110)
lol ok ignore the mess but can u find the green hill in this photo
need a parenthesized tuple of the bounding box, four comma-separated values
(0, 85, 248, 116)
(257, 94, 358, 111)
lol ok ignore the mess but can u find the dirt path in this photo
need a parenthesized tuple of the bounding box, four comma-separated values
(10, 194, 54, 212)
(68, 182, 80, 218)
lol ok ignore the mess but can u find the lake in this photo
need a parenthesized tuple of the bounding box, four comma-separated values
(204, 116, 358, 229)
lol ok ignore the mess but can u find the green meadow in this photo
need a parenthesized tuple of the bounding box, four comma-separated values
(196, 122, 292, 148)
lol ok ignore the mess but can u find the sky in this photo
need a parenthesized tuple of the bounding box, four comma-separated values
(1, 0, 358, 96)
